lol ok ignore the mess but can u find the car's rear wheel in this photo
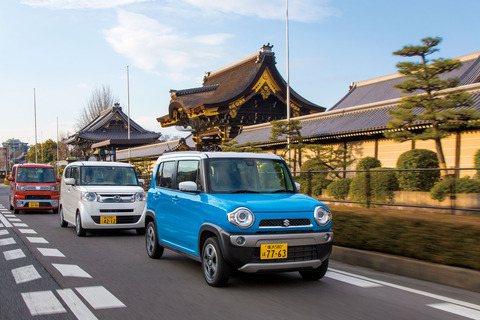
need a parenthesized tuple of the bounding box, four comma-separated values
(146, 221, 163, 258)
(75, 213, 86, 237)
(59, 207, 68, 228)
(299, 258, 329, 281)
(201, 237, 230, 287)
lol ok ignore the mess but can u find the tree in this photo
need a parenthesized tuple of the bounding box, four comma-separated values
(270, 119, 304, 169)
(26, 139, 57, 163)
(385, 37, 479, 170)
(77, 85, 119, 130)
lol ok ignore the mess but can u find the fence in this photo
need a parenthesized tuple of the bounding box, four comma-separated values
(292, 167, 480, 214)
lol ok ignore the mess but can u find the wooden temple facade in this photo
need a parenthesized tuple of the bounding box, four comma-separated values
(157, 44, 325, 150)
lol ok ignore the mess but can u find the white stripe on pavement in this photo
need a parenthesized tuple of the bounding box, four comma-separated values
(4, 248, 26, 260)
(26, 237, 49, 244)
(19, 228, 37, 234)
(0, 237, 16, 246)
(37, 248, 65, 257)
(52, 264, 92, 278)
(22, 291, 66, 316)
(0, 214, 12, 227)
(13, 223, 28, 227)
(326, 271, 382, 288)
(57, 289, 98, 320)
(76, 286, 126, 310)
(12, 265, 42, 284)
(428, 303, 480, 320)
(0, 229, 9, 236)
(8, 218, 21, 222)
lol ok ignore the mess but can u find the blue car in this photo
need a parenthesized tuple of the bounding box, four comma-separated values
(145, 151, 333, 287)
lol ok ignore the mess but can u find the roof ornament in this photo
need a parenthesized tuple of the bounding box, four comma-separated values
(348, 82, 355, 91)
(257, 43, 275, 63)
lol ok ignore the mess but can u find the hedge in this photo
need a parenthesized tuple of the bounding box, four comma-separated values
(431, 177, 480, 201)
(396, 149, 440, 191)
(331, 208, 480, 271)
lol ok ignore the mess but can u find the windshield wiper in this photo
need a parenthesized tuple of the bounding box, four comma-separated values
(270, 189, 294, 193)
(231, 190, 261, 194)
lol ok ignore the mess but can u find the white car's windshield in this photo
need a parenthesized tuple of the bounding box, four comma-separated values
(17, 167, 56, 183)
(207, 158, 295, 193)
(81, 166, 139, 186)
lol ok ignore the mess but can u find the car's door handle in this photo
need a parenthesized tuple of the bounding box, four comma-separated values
(152, 191, 160, 199)
(172, 196, 179, 203)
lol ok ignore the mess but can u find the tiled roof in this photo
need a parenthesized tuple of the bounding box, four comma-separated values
(116, 135, 194, 160)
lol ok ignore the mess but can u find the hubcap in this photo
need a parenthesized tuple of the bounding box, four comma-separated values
(147, 226, 155, 254)
(203, 243, 217, 281)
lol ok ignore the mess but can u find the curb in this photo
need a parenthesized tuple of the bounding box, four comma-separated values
(331, 246, 480, 293)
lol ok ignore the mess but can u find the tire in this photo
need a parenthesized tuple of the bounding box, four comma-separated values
(146, 221, 163, 259)
(9, 201, 13, 210)
(75, 213, 86, 237)
(59, 207, 68, 228)
(14, 209, 19, 215)
(136, 228, 146, 236)
(299, 258, 329, 281)
(53, 208, 59, 214)
(201, 237, 231, 287)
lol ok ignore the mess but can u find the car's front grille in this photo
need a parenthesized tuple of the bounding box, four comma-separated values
(97, 194, 135, 203)
(25, 195, 52, 200)
(251, 245, 319, 263)
(259, 218, 312, 228)
(91, 215, 140, 224)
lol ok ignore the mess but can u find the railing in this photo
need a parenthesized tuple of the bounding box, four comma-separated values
(292, 167, 480, 214)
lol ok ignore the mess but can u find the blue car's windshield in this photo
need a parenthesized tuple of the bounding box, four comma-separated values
(207, 158, 295, 193)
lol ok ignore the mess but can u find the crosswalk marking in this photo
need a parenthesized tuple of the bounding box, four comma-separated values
(8, 218, 21, 222)
(19, 228, 37, 234)
(0, 213, 13, 227)
(0, 237, 16, 246)
(76, 286, 126, 310)
(26, 236, 49, 244)
(0, 229, 9, 236)
(3, 248, 26, 261)
(37, 248, 65, 257)
(12, 265, 42, 284)
(21, 291, 67, 316)
(428, 303, 480, 319)
(57, 289, 98, 320)
(13, 223, 28, 227)
(52, 264, 92, 278)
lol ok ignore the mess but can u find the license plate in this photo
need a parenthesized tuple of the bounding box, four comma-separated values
(100, 216, 117, 224)
(260, 243, 288, 260)
(29, 202, 40, 208)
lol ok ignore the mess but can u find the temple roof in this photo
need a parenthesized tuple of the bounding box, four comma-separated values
(158, 44, 325, 126)
(64, 104, 161, 146)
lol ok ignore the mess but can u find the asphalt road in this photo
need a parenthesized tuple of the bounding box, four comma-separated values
(1, 185, 479, 320)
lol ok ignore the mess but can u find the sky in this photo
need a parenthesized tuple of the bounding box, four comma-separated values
(1, 0, 480, 146)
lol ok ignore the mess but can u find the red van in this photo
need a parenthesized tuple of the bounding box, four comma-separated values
(8, 163, 60, 214)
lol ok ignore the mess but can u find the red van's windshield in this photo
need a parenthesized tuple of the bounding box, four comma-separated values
(17, 167, 56, 183)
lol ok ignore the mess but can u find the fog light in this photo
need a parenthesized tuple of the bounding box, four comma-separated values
(324, 234, 331, 242)
(235, 236, 246, 246)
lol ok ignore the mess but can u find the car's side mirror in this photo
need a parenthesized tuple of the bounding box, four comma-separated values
(138, 179, 145, 185)
(64, 178, 76, 186)
(7, 176, 13, 182)
(295, 182, 301, 192)
(56, 178, 61, 183)
(179, 181, 199, 193)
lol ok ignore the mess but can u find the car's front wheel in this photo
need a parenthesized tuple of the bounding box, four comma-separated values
(146, 221, 163, 259)
(59, 207, 68, 228)
(201, 237, 231, 287)
(75, 213, 86, 237)
(299, 258, 329, 281)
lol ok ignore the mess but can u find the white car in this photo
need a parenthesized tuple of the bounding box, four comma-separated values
(60, 161, 146, 236)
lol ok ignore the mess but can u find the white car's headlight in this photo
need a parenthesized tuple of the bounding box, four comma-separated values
(81, 192, 97, 202)
(135, 192, 146, 201)
(314, 206, 332, 227)
(228, 207, 255, 229)
(16, 185, 26, 191)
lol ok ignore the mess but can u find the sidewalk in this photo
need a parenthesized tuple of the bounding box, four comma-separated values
(331, 245, 480, 293)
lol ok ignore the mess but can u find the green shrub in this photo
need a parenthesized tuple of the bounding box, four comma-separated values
(356, 157, 381, 170)
(299, 158, 331, 196)
(475, 149, 480, 178)
(431, 177, 480, 201)
(350, 167, 398, 205)
(327, 178, 352, 200)
(396, 149, 440, 191)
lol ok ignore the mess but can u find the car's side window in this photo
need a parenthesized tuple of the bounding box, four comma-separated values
(176, 160, 200, 190)
(154, 163, 163, 187)
(156, 161, 175, 189)
(71, 167, 80, 185)
(64, 167, 71, 179)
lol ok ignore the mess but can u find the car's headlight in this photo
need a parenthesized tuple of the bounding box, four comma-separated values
(228, 207, 255, 229)
(135, 192, 146, 201)
(51, 185, 59, 192)
(314, 206, 332, 227)
(81, 192, 97, 202)
(16, 185, 26, 191)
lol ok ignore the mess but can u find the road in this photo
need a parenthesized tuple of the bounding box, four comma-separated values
(1, 185, 479, 320)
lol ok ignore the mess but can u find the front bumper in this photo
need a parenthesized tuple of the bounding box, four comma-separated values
(16, 199, 59, 210)
(219, 230, 333, 273)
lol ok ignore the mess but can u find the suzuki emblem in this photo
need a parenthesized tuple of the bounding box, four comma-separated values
(283, 219, 290, 227)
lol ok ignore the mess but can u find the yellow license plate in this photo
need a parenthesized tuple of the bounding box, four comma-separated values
(100, 216, 117, 224)
(29, 202, 40, 208)
(260, 243, 288, 260)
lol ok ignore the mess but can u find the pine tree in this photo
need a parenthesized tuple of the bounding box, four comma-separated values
(385, 37, 479, 169)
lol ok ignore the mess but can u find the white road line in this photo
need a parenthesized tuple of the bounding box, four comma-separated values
(52, 264, 92, 278)
(13, 223, 28, 227)
(0, 223, 4, 227)
(57, 289, 98, 320)
(26, 236, 49, 244)
(22, 291, 67, 316)
(76, 286, 126, 310)
(0, 237, 16, 246)
(37, 248, 65, 257)
(4, 248, 26, 260)
(12, 265, 42, 284)
(8, 218, 21, 222)
(329, 268, 480, 311)
(19, 228, 37, 234)
(0, 214, 13, 227)
(428, 303, 480, 319)
(3, 214, 16, 217)
(0, 229, 9, 236)
(326, 271, 382, 288)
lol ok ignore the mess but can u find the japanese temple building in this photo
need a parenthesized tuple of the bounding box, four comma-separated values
(64, 103, 161, 160)
(157, 44, 325, 150)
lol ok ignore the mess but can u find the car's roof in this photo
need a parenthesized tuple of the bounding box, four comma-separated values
(65, 161, 134, 168)
(156, 151, 283, 161)
(13, 163, 54, 168)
